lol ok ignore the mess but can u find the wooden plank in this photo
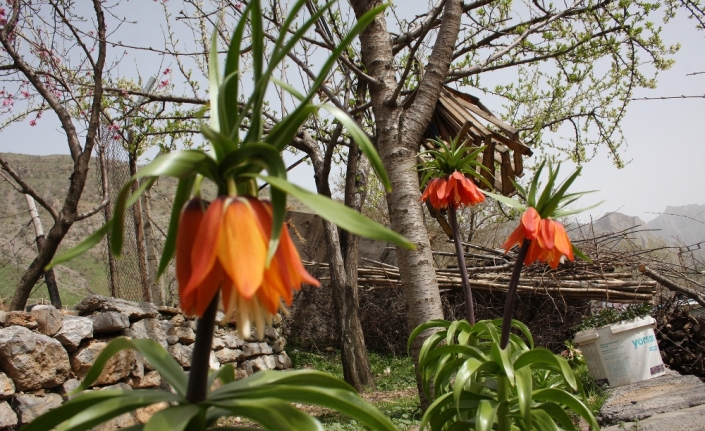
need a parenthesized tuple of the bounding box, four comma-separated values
(513, 145, 524, 177)
(443, 87, 519, 136)
(491, 131, 533, 156)
(501, 150, 515, 195)
(482, 135, 496, 191)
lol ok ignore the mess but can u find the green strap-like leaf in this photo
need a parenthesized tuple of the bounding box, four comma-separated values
(209, 370, 354, 399)
(254, 175, 414, 249)
(208, 27, 222, 136)
(211, 385, 397, 431)
(491, 344, 515, 385)
(408, 320, 450, 352)
(534, 402, 577, 431)
(532, 388, 599, 430)
(514, 365, 532, 428)
(76, 338, 188, 397)
(144, 405, 202, 431)
(324, 103, 391, 192)
(484, 190, 527, 212)
(513, 348, 577, 391)
(47, 221, 112, 270)
(157, 176, 195, 278)
(475, 399, 499, 431)
(55, 390, 182, 431)
(209, 398, 323, 431)
(21, 390, 125, 431)
(531, 409, 560, 431)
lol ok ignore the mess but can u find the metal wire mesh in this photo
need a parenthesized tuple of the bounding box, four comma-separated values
(97, 126, 149, 302)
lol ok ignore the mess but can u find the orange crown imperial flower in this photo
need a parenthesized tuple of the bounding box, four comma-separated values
(501, 207, 575, 269)
(176, 196, 319, 339)
(421, 171, 485, 210)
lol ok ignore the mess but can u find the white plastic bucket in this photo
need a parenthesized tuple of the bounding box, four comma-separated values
(574, 316, 665, 387)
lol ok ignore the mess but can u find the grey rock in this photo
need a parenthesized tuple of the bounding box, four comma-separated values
(4, 311, 37, 330)
(271, 337, 286, 354)
(600, 370, 705, 425)
(125, 318, 172, 348)
(71, 340, 137, 386)
(242, 342, 273, 358)
(170, 314, 186, 327)
(209, 351, 220, 370)
(0, 373, 14, 400)
(602, 404, 705, 431)
(0, 311, 5, 326)
(90, 311, 130, 334)
(167, 326, 195, 345)
(241, 355, 276, 375)
(264, 326, 279, 340)
(157, 305, 181, 316)
(168, 343, 194, 368)
(0, 401, 17, 429)
(0, 326, 70, 391)
(14, 393, 63, 424)
(215, 348, 244, 364)
(128, 370, 162, 389)
(167, 335, 179, 345)
(54, 315, 93, 351)
(274, 352, 292, 370)
(211, 336, 225, 350)
(74, 295, 159, 320)
(222, 334, 244, 349)
(31, 307, 63, 336)
(57, 378, 81, 400)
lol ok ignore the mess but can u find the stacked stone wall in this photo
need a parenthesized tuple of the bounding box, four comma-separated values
(0, 295, 291, 429)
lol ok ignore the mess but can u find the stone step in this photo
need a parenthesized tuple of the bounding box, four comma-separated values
(599, 369, 705, 427)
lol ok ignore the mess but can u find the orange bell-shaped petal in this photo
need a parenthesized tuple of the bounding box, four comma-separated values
(552, 221, 574, 261)
(536, 218, 555, 251)
(176, 198, 206, 299)
(521, 207, 541, 240)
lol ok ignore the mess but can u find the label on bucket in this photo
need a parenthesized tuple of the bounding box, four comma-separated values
(631, 334, 656, 349)
(650, 364, 665, 375)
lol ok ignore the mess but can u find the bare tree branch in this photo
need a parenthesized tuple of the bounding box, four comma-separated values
(0, 156, 59, 221)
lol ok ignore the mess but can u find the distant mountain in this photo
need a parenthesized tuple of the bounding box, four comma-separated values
(647, 204, 705, 246)
(588, 212, 663, 249)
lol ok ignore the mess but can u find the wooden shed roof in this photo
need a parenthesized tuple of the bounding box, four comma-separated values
(426, 87, 533, 196)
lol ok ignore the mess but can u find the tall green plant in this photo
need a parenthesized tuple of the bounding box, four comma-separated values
(410, 319, 600, 431)
(33, 0, 408, 429)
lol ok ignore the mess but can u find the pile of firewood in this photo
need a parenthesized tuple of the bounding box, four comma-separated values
(656, 306, 705, 379)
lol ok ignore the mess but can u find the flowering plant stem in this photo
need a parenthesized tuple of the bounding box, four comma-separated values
(186, 294, 219, 404)
(447, 206, 476, 325)
(500, 240, 531, 349)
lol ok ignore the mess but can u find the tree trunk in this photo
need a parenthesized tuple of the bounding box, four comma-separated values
(292, 131, 376, 392)
(24, 195, 62, 309)
(7, 0, 107, 311)
(350, 0, 463, 403)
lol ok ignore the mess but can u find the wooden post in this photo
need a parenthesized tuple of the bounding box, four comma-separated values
(24, 195, 62, 309)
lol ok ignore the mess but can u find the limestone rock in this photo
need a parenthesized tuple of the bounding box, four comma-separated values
(168, 326, 195, 345)
(0, 401, 17, 429)
(211, 336, 225, 350)
(91, 312, 130, 334)
(57, 378, 81, 400)
(92, 384, 137, 430)
(135, 401, 169, 423)
(71, 340, 137, 386)
(31, 306, 63, 336)
(274, 352, 292, 370)
(0, 326, 70, 391)
(13, 393, 63, 425)
(271, 337, 286, 354)
(222, 333, 244, 349)
(215, 348, 244, 364)
(241, 355, 276, 375)
(242, 342, 273, 358)
(0, 373, 14, 400)
(74, 295, 158, 320)
(128, 370, 162, 389)
(170, 314, 186, 327)
(0, 312, 5, 326)
(125, 318, 172, 348)
(264, 326, 279, 340)
(54, 315, 93, 351)
(168, 344, 194, 368)
(4, 311, 37, 330)
(157, 305, 181, 316)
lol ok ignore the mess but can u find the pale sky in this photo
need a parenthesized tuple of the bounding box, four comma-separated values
(0, 1, 702, 222)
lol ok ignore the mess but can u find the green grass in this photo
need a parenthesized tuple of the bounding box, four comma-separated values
(288, 347, 421, 430)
